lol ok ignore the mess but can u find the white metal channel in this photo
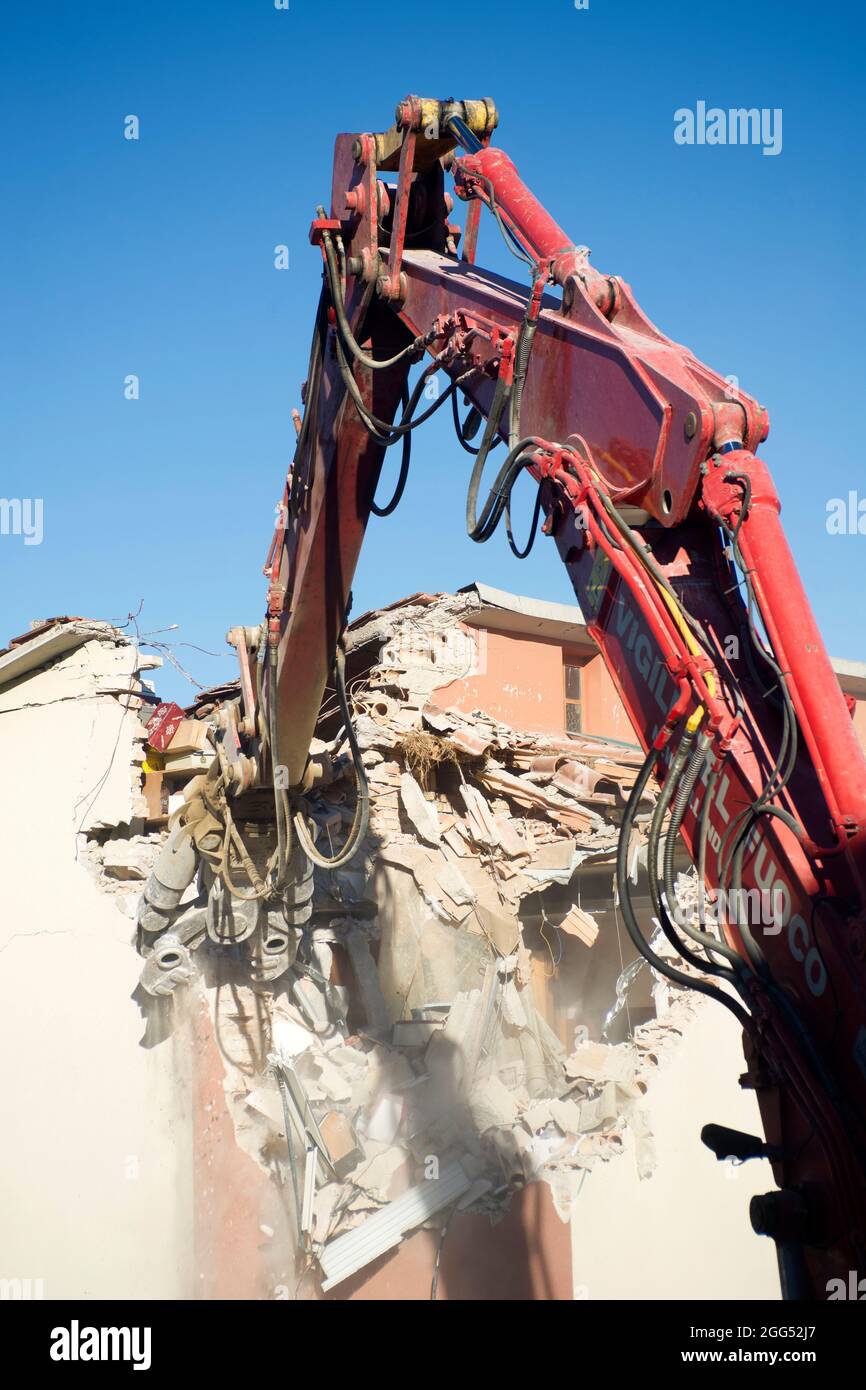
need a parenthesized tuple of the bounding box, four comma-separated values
(319, 1159, 471, 1290)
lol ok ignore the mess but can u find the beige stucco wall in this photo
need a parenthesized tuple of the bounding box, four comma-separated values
(0, 636, 193, 1299)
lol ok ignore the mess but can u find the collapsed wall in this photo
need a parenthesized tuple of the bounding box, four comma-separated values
(127, 591, 776, 1297)
(0, 599, 779, 1300)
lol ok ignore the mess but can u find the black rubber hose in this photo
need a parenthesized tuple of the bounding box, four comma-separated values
(464, 371, 511, 528)
(321, 229, 428, 371)
(508, 268, 547, 448)
(505, 482, 543, 559)
(467, 432, 539, 543)
(728, 828, 770, 974)
(293, 643, 370, 870)
(658, 735, 747, 973)
(463, 268, 547, 539)
(472, 448, 537, 544)
(678, 759, 750, 969)
(598, 492, 717, 658)
(616, 743, 753, 1028)
(646, 729, 706, 965)
(333, 329, 456, 444)
(451, 388, 502, 457)
(643, 730, 736, 979)
(370, 384, 411, 516)
(663, 734, 710, 925)
(715, 551, 799, 843)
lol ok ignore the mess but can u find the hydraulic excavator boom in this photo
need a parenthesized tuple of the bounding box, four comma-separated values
(141, 97, 866, 1299)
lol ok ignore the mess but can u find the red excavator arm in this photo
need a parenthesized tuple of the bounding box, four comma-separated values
(232, 98, 866, 1298)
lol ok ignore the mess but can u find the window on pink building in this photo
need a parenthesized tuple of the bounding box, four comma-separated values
(564, 661, 582, 732)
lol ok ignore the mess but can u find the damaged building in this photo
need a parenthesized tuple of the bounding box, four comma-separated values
(6, 586, 865, 1299)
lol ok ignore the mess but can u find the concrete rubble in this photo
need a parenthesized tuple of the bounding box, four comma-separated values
(167, 595, 722, 1287)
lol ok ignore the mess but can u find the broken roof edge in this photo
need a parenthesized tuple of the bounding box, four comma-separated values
(832, 654, 866, 698)
(347, 582, 594, 651)
(457, 581, 594, 648)
(458, 583, 866, 690)
(0, 618, 131, 690)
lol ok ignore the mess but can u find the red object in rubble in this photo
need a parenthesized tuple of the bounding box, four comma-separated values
(145, 702, 185, 752)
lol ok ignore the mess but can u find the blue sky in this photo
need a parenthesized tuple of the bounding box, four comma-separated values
(2, 0, 863, 702)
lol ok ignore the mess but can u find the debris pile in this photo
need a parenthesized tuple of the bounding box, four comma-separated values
(307, 590, 650, 927)
(60, 593, 712, 1291)
(183, 593, 707, 1289)
(223, 978, 699, 1289)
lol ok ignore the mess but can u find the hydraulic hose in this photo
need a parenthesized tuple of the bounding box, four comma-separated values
(662, 733, 710, 924)
(467, 433, 540, 543)
(293, 642, 370, 870)
(616, 742, 753, 1028)
(333, 329, 456, 445)
(505, 483, 543, 559)
(321, 227, 430, 371)
(643, 728, 741, 981)
(370, 383, 411, 516)
(658, 733, 747, 972)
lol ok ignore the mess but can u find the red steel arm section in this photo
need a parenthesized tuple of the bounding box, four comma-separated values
(261, 99, 866, 1297)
